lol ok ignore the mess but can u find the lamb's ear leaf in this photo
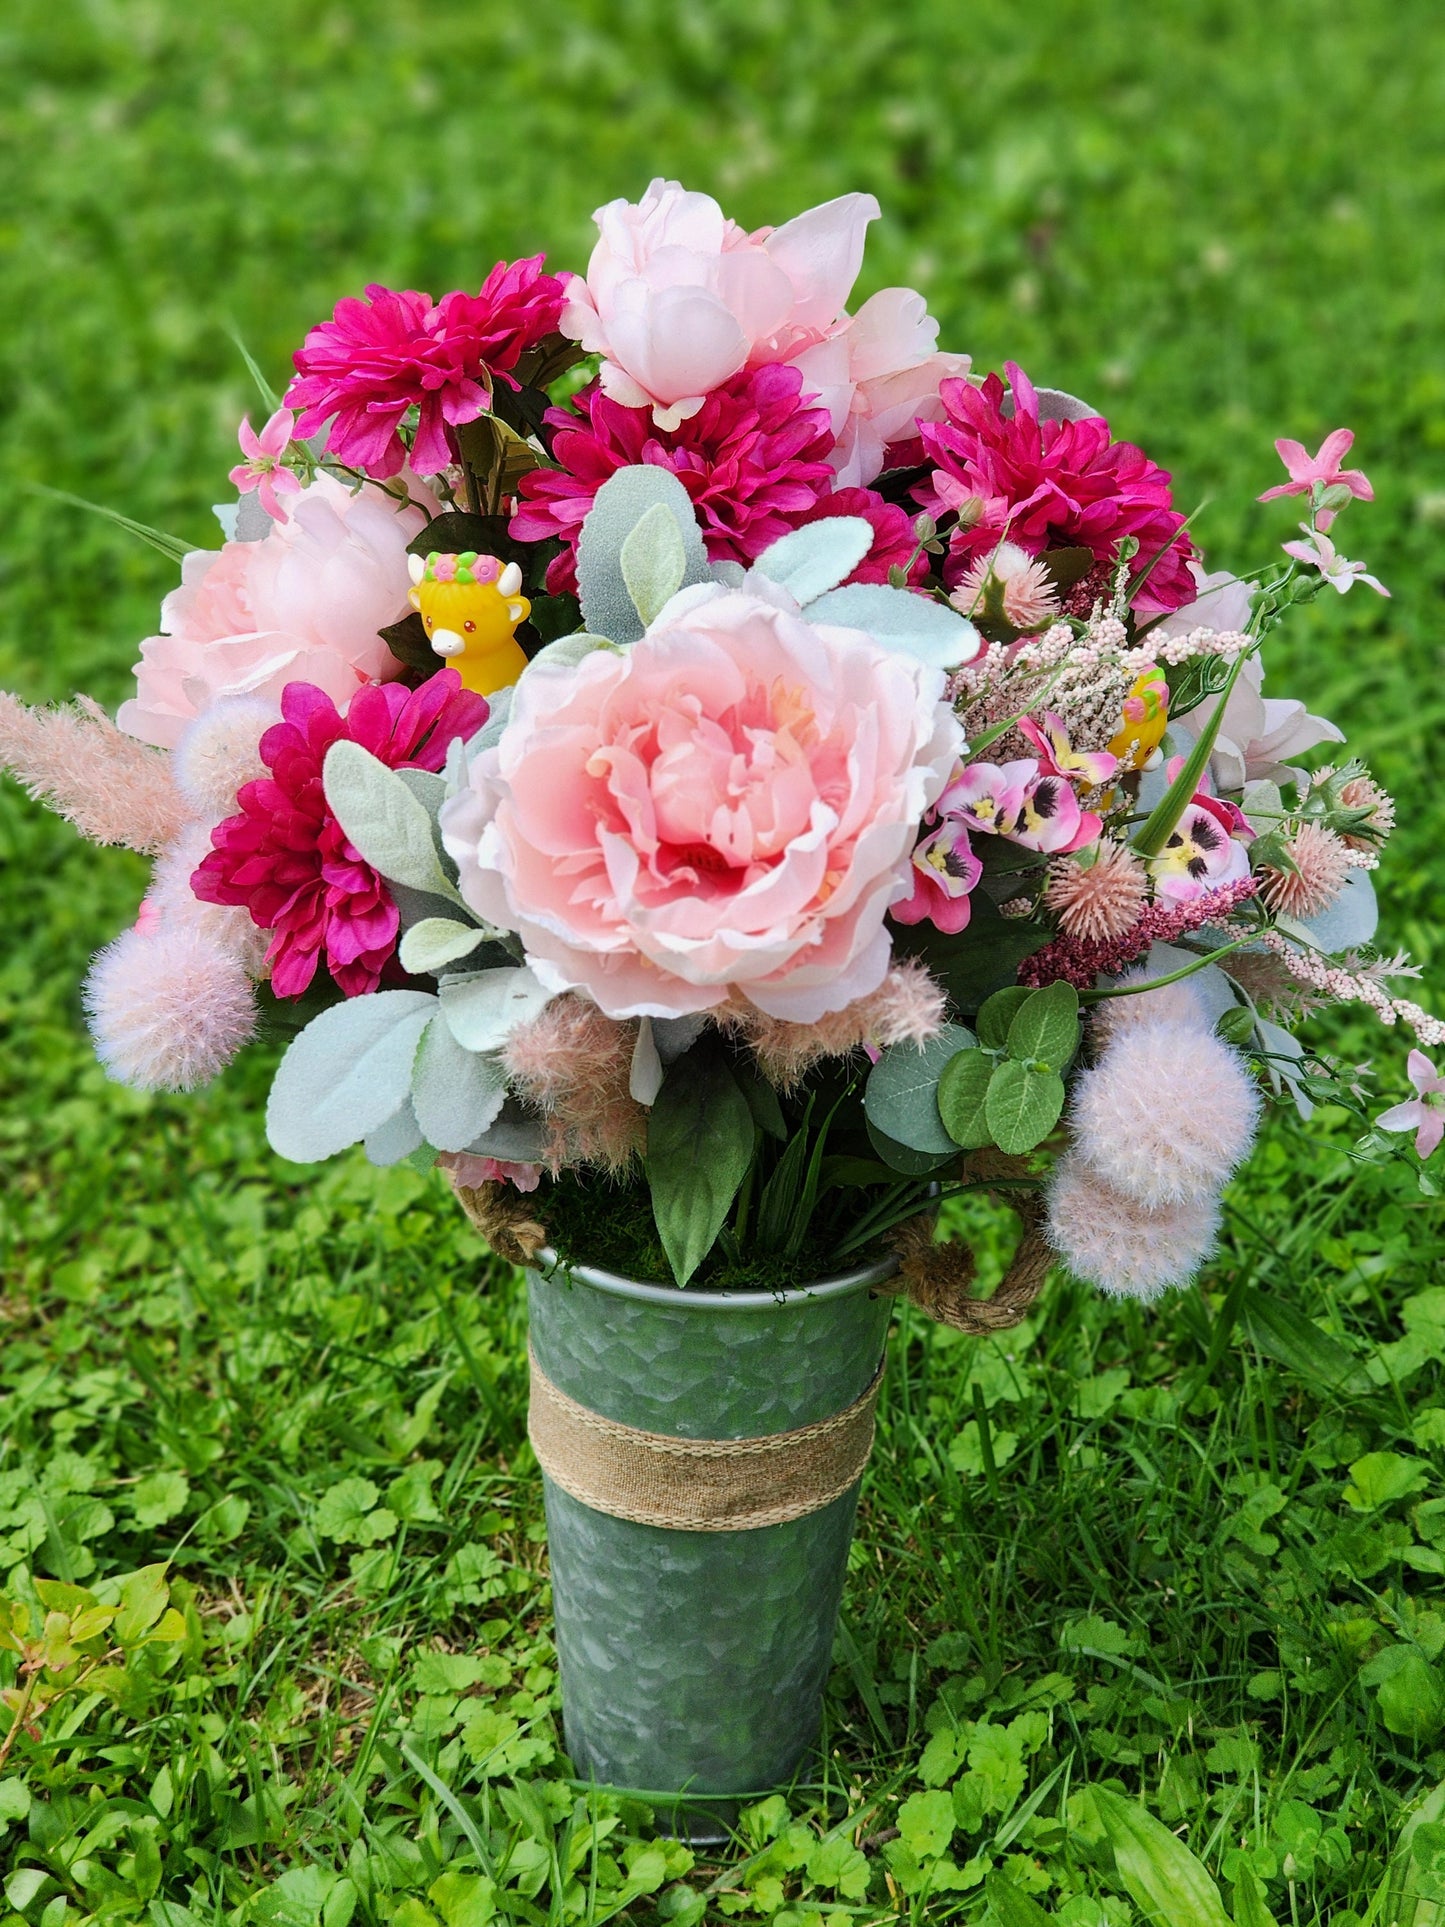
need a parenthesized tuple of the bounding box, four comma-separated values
(805, 582, 981, 669)
(438, 966, 554, 1054)
(365, 1101, 424, 1167)
(266, 991, 437, 1163)
(752, 516, 874, 604)
(399, 918, 491, 976)
(576, 465, 710, 644)
(322, 740, 464, 906)
(410, 1014, 508, 1152)
(620, 503, 687, 627)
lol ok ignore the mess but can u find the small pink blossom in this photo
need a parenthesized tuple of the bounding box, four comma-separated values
(1281, 525, 1389, 597)
(229, 408, 303, 523)
(1259, 428, 1373, 529)
(439, 1152, 543, 1192)
(1376, 1049, 1445, 1160)
(893, 816, 982, 934)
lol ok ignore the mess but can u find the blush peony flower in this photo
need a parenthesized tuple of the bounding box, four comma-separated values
(192, 670, 486, 999)
(439, 585, 963, 1021)
(559, 179, 966, 478)
(915, 363, 1196, 614)
(511, 366, 836, 593)
(117, 472, 435, 750)
(288, 257, 566, 477)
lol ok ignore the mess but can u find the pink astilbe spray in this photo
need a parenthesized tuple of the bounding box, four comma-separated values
(1045, 1150, 1224, 1300)
(1020, 876, 1259, 991)
(0, 692, 189, 854)
(1068, 1019, 1261, 1207)
(500, 995, 646, 1175)
(729, 958, 947, 1091)
(84, 922, 257, 1092)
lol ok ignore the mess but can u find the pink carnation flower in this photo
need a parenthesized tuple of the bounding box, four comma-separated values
(117, 472, 434, 750)
(438, 585, 963, 1022)
(511, 366, 837, 594)
(192, 670, 486, 999)
(915, 363, 1196, 615)
(289, 257, 565, 478)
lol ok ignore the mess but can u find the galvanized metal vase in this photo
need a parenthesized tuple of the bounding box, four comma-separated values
(525, 1250, 896, 1837)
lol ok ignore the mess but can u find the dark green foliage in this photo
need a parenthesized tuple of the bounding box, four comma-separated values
(2, 1, 1445, 1919)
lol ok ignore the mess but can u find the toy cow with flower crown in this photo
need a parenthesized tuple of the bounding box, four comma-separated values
(406, 550, 530, 697)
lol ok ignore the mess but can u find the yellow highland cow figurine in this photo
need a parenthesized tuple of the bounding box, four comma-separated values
(407, 550, 531, 697)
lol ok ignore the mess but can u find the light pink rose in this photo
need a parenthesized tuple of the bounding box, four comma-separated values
(439, 586, 963, 1022)
(117, 473, 435, 748)
(561, 178, 965, 470)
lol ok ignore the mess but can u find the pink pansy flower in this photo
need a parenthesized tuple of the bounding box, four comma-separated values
(438, 584, 963, 1023)
(1376, 1050, 1445, 1161)
(1011, 771, 1101, 855)
(1147, 760, 1255, 905)
(1259, 428, 1373, 530)
(937, 758, 1099, 855)
(1018, 712, 1119, 789)
(1281, 525, 1389, 597)
(229, 408, 303, 524)
(893, 816, 983, 935)
(560, 179, 965, 480)
(288, 258, 565, 478)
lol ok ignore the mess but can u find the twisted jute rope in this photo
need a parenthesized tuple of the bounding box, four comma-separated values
(449, 1156, 1051, 1532)
(527, 1344, 885, 1531)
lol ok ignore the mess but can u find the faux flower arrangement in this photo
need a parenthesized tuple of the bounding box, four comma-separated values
(4, 180, 1437, 1299)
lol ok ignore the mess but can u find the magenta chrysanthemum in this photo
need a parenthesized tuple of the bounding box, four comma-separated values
(192, 671, 487, 998)
(915, 362, 1196, 614)
(289, 257, 566, 478)
(511, 365, 838, 595)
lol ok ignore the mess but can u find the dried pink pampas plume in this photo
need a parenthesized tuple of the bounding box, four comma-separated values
(0, 692, 189, 853)
(1068, 1018, 1260, 1206)
(732, 959, 947, 1091)
(83, 922, 256, 1091)
(172, 695, 276, 822)
(1260, 820, 1352, 920)
(1044, 1149, 1223, 1299)
(1043, 842, 1149, 944)
(501, 994, 645, 1174)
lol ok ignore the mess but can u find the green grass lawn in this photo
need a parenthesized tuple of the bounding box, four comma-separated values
(3, 1, 1445, 1920)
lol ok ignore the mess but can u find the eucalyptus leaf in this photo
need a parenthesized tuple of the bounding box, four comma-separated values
(322, 740, 463, 906)
(804, 582, 980, 669)
(266, 991, 437, 1163)
(984, 1059, 1065, 1154)
(937, 1047, 996, 1150)
(1295, 867, 1378, 952)
(1005, 980, 1080, 1072)
(865, 1117, 956, 1177)
(864, 1023, 975, 1155)
(977, 986, 1033, 1050)
(399, 918, 491, 976)
(751, 516, 874, 604)
(645, 1041, 755, 1285)
(439, 967, 554, 1054)
(410, 1014, 508, 1152)
(576, 465, 710, 645)
(620, 502, 687, 627)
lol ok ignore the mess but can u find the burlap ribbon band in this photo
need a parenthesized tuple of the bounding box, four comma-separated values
(527, 1345, 885, 1533)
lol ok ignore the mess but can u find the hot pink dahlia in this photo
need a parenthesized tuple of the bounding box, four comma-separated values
(914, 362, 1196, 615)
(289, 256, 566, 479)
(511, 364, 837, 595)
(192, 670, 487, 998)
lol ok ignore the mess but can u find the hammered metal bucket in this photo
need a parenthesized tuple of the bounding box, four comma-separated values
(525, 1250, 896, 1838)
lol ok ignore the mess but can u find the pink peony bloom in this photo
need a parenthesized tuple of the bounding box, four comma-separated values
(288, 257, 566, 477)
(229, 407, 303, 523)
(1259, 428, 1373, 530)
(192, 670, 486, 999)
(439, 585, 963, 1022)
(893, 815, 982, 934)
(559, 179, 965, 480)
(915, 363, 1196, 615)
(1376, 1049, 1445, 1161)
(117, 472, 434, 750)
(511, 366, 836, 593)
